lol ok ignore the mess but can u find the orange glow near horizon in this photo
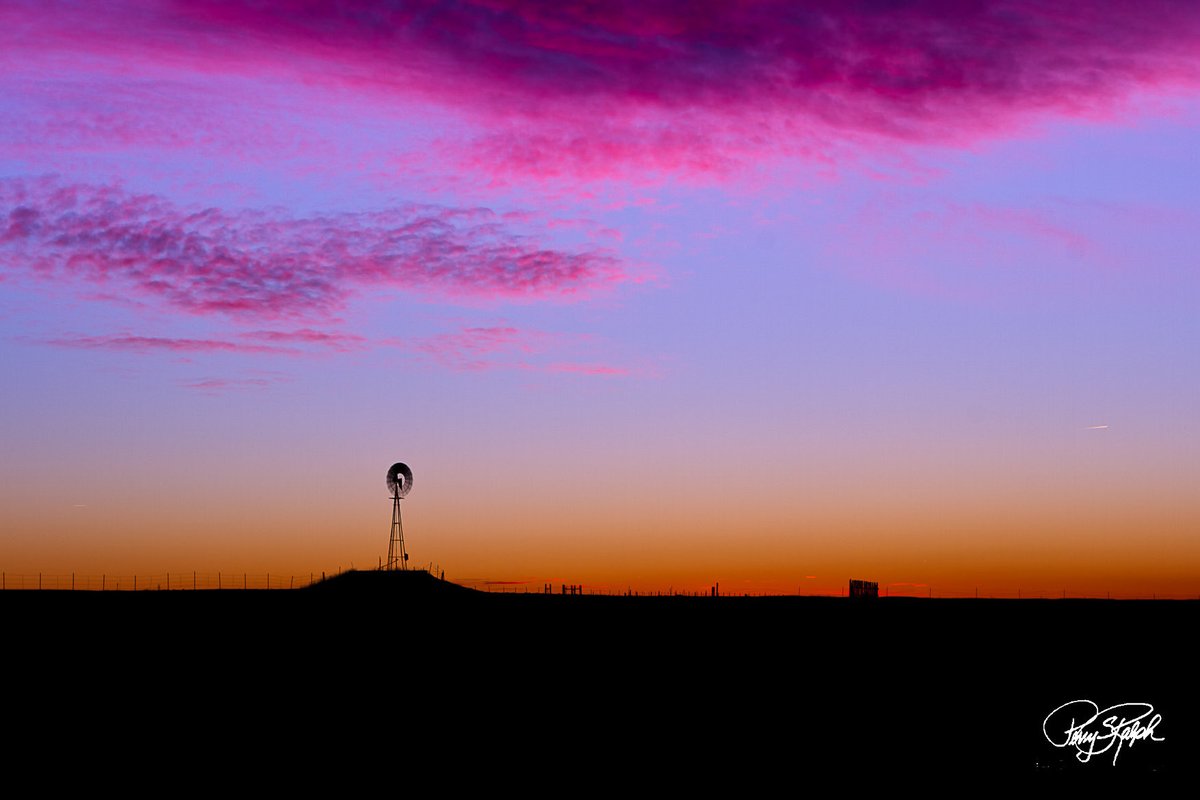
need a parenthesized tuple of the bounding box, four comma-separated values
(3, 476, 1196, 598)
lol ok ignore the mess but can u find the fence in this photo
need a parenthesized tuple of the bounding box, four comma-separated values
(1, 571, 1197, 599)
(459, 582, 1200, 600)
(0, 571, 333, 591)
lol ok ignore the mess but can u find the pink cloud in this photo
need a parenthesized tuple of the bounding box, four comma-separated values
(36, 323, 632, 376)
(544, 362, 629, 377)
(156, 1, 1200, 117)
(406, 325, 546, 371)
(35, 329, 370, 361)
(44, 334, 298, 356)
(0, 75, 324, 164)
(0, 177, 630, 321)
(821, 196, 1137, 301)
(5, 2, 1199, 183)
(388, 324, 630, 375)
(962, 205, 1096, 257)
(240, 329, 368, 351)
(178, 374, 291, 393)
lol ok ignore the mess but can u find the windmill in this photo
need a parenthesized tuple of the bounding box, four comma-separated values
(385, 462, 414, 571)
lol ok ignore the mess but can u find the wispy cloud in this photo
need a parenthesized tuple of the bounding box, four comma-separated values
(239, 329, 368, 351)
(544, 362, 628, 377)
(44, 334, 298, 356)
(407, 325, 541, 372)
(0, 177, 631, 322)
(823, 197, 1126, 301)
(388, 324, 631, 376)
(178, 374, 291, 393)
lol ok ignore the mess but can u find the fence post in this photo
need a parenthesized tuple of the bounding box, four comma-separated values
(39, 573, 42, 590)
(243, 573, 247, 590)
(167, 573, 170, 591)
(194, 571, 196, 591)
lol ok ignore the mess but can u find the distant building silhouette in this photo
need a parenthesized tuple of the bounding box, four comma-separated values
(849, 579, 878, 599)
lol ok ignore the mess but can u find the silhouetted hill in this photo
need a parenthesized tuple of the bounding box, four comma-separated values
(4, 583, 1192, 780)
(305, 568, 480, 597)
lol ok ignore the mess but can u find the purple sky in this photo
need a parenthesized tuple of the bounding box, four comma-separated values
(2, 1, 1198, 594)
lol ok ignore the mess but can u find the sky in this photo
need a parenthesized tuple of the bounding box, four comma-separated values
(1, 0, 1198, 597)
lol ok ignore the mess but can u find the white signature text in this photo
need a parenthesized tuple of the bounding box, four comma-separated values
(1042, 700, 1164, 765)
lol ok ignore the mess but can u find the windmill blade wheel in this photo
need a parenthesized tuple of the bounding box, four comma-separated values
(386, 462, 413, 499)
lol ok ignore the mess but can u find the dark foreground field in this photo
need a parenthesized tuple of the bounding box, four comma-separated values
(6, 570, 1194, 782)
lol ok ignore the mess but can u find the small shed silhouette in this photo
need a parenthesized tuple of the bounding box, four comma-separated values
(849, 579, 879, 599)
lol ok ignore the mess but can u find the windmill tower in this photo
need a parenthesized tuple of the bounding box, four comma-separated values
(385, 462, 414, 571)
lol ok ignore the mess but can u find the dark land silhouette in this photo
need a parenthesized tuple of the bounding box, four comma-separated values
(6, 569, 1193, 780)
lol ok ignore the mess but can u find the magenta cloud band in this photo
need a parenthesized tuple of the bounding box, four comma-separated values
(6, 2, 1199, 185)
(161, 1, 1200, 116)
